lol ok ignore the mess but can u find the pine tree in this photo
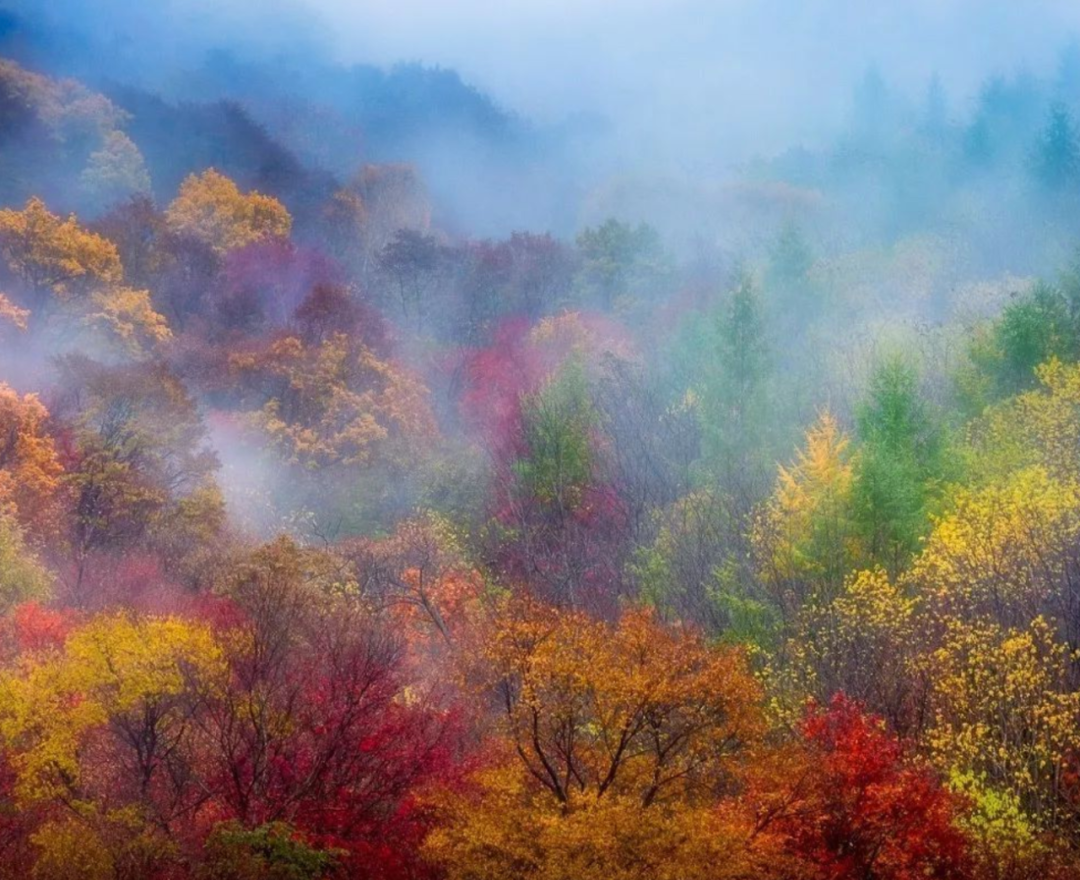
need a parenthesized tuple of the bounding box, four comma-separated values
(1032, 103, 1080, 191)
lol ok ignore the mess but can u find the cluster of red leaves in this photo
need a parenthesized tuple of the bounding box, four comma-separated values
(784, 695, 972, 880)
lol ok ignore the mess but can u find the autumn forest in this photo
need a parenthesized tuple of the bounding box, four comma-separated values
(4, 2, 1080, 879)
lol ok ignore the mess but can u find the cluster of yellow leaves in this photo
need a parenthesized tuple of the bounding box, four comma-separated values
(0, 613, 226, 805)
(30, 808, 174, 880)
(948, 770, 1049, 877)
(476, 601, 763, 804)
(970, 358, 1080, 483)
(230, 333, 436, 470)
(30, 816, 114, 880)
(165, 169, 291, 253)
(910, 466, 1080, 624)
(762, 562, 922, 735)
(766, 393, 1080, 836)
(0, 383, 65, 540)
(0, 292, 29, 330)
(753, 411, 859, 609)
(924, 616, 1080, 826)
(785, 568, 920, 730)
(425, 762, 802, 880)
(0, 197, 121, 300)
(529, 311, 592, 351)
(0, 198, 171, 355)
(84, 286, 172, 354)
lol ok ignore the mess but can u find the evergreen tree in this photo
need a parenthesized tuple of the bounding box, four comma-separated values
(700, 274, 771, 496)
(851, 357, 951, 575)
(767, 222, 814, 292)
(1032, 103, 1079, 191)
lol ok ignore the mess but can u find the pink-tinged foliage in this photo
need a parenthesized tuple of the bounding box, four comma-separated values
(292, 280, 391, 356)
(211, 239, 343, 335)
(56, 553, 186, 614)
(456, 312, 634, 464)
(457, 317, 545, 462)
(2, 601, 75, 657)
(454, 313, 638, 611)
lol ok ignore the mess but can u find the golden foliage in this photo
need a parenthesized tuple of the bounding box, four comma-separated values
(425, 764, 800, 880)
(0, 197, 122, 299)
(165, 168, 291, 252)
(0, 292, 30, 330)
(230, 333, 437, 469)
(970, 358, 1080, 483)
(478, 600, 764, 806)
(910, 466, 1080, 624)
(753, 410, 859, 610)
(0, 383, 65, 539)
(84, 286, 172, 355)
(428, 600, 798, 880)
(924, 615, 1080, 828)
(0, 613, 226, 805)
(764, 567, 921, 731)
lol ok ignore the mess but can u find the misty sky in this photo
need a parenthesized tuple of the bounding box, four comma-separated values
(18, 0, 1080, 171)
(305, 0, 1080, 152)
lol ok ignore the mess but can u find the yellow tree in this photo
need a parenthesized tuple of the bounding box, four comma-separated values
(909, 467, 1080, 634)
(425, 600, 786, 880)
(83, 286, 172, 355)
(165, 169, 292, 253)
(229, 332, 437, 470)
(0, 197, 122, 306)
(0, 613, 225, 804)
(970, 358, 1080, 484)
(0, 613, 226, 875)
(0, 383, 65, 540)
(923, 616, 1080, 842)
(753, 410, 859, 617)
(0, 198, 170, 354)
(0, 293, 29, 331)
(772, 568, 924, 735)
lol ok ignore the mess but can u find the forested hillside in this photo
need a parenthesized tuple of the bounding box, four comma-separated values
(5, 7, 1080, 879)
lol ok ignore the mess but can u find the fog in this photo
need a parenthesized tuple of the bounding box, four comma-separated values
(10, 0, 1080, 234)
(314, 0, 1080, 153)
(21, 2, 1080, 128)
